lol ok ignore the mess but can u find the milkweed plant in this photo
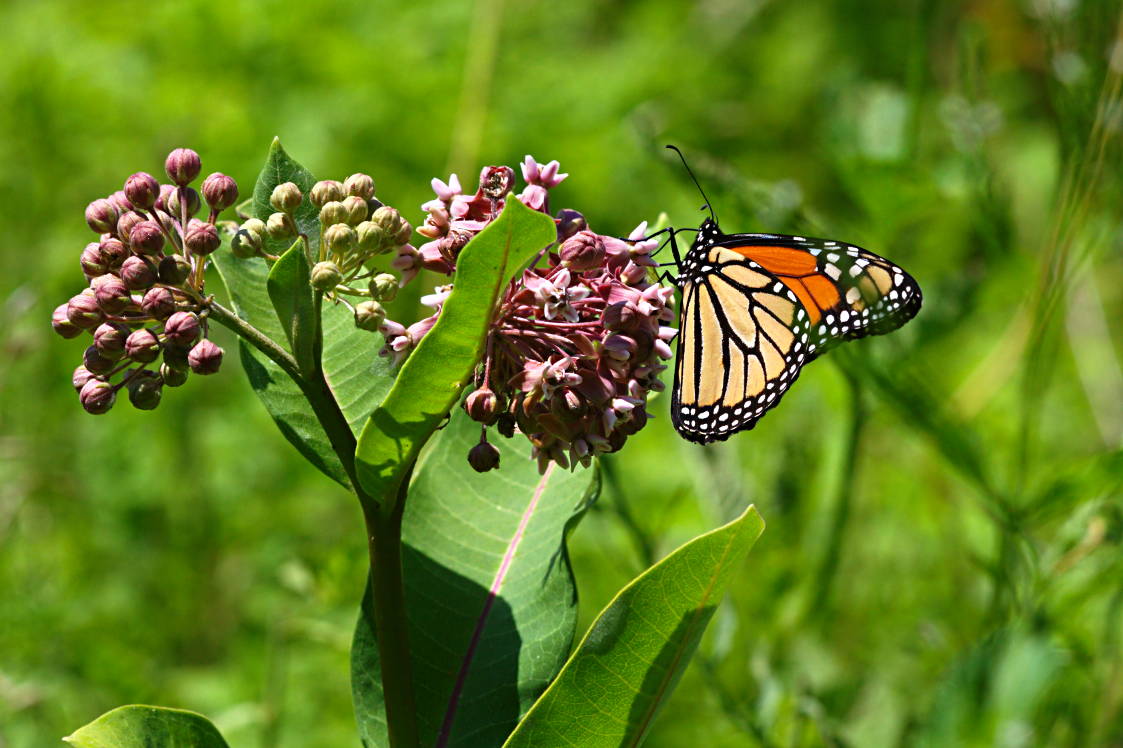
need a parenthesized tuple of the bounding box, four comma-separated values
(54, 139, 764, 748)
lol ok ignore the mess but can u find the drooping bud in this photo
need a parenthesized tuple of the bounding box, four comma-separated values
(559, 230, 605, 271)
(166, 187, 201, 218)
(266, 212, 295, 239)
(116, 211, 146, 242)
(303, 262, 340, 293)
(126, 370, 163, 410)
(319, 201, 347, 227)
(81, 243, 108, 277)
(140, 286, 177, 319)
(465, 387, 500, 425)
(79, 378, 116, 414)
(53, 303, 83, 339)
(67, 290, 105, 329)
(344, 173, 375, 200)
(310, 180, 345, 209)
(82, 344, 115, 374)
(163, 311, 201, 347)
(98, 237, 130, 269)
(270, 182, 303, 213)
(93, 276, 131, 314)
(119, 255, 157, 291)
(231, 219, 265, 257)
(124, 328, 162, 363)
(467, 437, 501, 472)
(368, 273, 398, 302)
(323, 223, 357, 257)
(201, 173, 239, 211)
(158, 254, 192, 285)
(187, 339, 224, 375)
(85, 198, 120, 234)
(354, 300, 386, 331)
(124, 172, 161, 209)
(342, 195, 368, 225)
(165, 148, 201, 186)
(159, 362, 189, 387)
(128, 221, 165, 255)
(184, 220, 220, 255)
(93, 322, 129, 358)
(72, 365, 95, 392)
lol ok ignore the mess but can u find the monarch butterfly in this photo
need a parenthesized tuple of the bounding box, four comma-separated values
(662, 147, 922, 444)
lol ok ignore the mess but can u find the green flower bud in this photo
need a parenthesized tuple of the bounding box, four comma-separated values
(368, 273, 399, 302)
(126, 369, 163, 410)
(323, 223, 357, 257)
(310, 180, 345, 209)
(270, 181, 303, 213)
(311, 261, 343, 291)
(159, 362, 189, 387)
(319, 201, 347, 228)
(231, 219, 265, 258)
(266, 212, 295, 240)
(371, 206, 403, 237)
(395, 219, 414, 246)
(158, 254, 192, 285)
(354, 300, 386, 331)
(166, 187, 201, 218)
(83, 344, 116, 374)
(162, 344, 190, 372)
(356, 221, 387, 254)
(342, 195, 368, 225)
(344, 173, 375, 200)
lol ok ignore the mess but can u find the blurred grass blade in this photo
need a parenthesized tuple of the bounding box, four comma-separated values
(212, 139, 396, 486)
(64, 705, 229, 748)
(352, 409, 598, 747)
(503, 505, 765, 748)
(266, 238, 317, 375)
(354, 196, 556, 502)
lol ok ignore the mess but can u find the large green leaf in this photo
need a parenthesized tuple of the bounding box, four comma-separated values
(503, 505, 766, 748)
(352, 410, 598, 747)
(266, 239, 318, 376)
(63, 705, 229, 748)
(354, 196, 557, 504)
(211, 139, 395, 486)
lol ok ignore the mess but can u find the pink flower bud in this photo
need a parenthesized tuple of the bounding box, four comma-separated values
(81, 242, 108, 277)
(53, 303, 83, 339)
(85, 198, 119, 234)
(124, 328, 162, 363)
(163, 311, 201, 347)
(72, 365, 95, 392)
(141, 287, 176, 320)
(467, 438, 501, 473)
(344, 173, 375, 201)
(67, 290, 105, 328)
(93, 322, 128, 358)
(108, 190, 134, 214)
(465, 387, 500, 425)
(201, 172, 239, 211)
(82, 344, 115, 374)
(555, 209, 587, 240)
(155, 184, 175, 212)
(116, 211, 146, 242)
(79, 379, 116, 414)
(187, 338, 224, 375)
(98, 238, 130, 269)
(119, 256, 157, 291)
(184, 220, 220, 255)
(124, 172, 160, 210)
(165, 148, 201, 186)
(128, 221, 165, 255)
(559, 230, 606, 271)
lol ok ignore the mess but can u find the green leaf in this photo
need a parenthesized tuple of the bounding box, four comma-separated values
(63, 705, 229, 748)
(211, 139, 395, 486)
(503, 505, 766, 748)
(354, 197, 556, 502)
(352, 410, 598, 747)
(252, 136, 321, 259)
(266, 238, 317, 375)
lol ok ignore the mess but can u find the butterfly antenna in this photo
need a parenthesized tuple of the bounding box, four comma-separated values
(666, 144, 718, 224)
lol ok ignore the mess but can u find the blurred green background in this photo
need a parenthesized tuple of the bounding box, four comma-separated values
(3, 0, 1122, 745)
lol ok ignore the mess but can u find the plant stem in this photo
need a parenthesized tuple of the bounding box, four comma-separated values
(208, 297, 420, 747)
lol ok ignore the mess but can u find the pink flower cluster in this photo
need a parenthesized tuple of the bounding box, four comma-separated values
(379, 157, 676, 472)
(51, 148, 233, 414)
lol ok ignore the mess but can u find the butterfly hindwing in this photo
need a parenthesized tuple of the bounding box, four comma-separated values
(671, 219, 922, 444)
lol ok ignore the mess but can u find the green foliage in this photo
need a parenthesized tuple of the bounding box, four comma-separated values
(354, 197, 556, 504)
(266, 241, 318, 377)
(352, 411, 598, 747)
(6, 0, 1123, 746)
(64, 705, 229, 748)
(505, 505, 764, 748)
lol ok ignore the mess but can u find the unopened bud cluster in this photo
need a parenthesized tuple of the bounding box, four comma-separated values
(378, 156, 676, 473)
(54, 147, 233, 414)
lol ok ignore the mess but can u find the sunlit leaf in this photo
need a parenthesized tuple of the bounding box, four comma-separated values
(64, 705, 229, 748)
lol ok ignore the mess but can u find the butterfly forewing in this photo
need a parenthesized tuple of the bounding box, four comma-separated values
(670, 219, 921, 444)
